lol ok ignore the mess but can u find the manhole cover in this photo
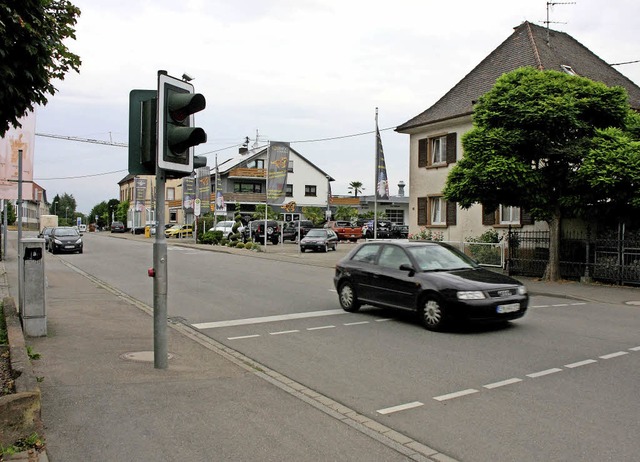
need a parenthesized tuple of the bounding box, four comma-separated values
(120, 351, 174, 362)
(625, 300, 640, 306)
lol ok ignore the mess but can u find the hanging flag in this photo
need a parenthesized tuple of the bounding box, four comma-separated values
(375, 124, 390, 200)
(266, 141, 290, 204)
(214, 155, 226, 214)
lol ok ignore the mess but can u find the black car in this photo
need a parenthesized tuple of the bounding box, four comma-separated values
(390, 224, 409, 239)
(110, 221, 125, 233)
(333, 241, 528, 331)
(49, 227, 83, 254)
(283, 220, 314, 241)
(38, 227, 55, 251)
(243, 220, 281, 245)
(300, 228, 339, 252)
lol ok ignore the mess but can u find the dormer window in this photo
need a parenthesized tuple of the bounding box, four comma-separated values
(560, 65, 577, 76)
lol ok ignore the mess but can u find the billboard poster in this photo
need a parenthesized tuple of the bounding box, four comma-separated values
(266, 141, 290, 204)
(182, 177, 196, 213)
(0, 111, 35, 200)
(134, 178, 147, 212)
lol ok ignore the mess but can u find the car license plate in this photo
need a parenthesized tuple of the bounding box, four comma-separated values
(497, 303, 520, 314)
(65, 245, 75, 249)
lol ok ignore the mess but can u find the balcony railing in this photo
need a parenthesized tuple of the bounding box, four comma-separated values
(228, 167, 266, 178)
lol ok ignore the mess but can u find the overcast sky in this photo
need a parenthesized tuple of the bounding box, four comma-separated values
(33, 0, 640, 214)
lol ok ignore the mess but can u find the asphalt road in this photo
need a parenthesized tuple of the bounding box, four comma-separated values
(52, 232, 640, 461)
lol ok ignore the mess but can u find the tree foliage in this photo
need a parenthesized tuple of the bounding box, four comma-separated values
(0, 0, 82, 136)
(443, 67, 640, 280)
(49, 192, 77, 225)
(347, 181, 365, 197)
(301, 206, 325, 226)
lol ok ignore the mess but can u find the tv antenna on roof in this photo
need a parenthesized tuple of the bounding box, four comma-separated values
(544, 1, 575, 45)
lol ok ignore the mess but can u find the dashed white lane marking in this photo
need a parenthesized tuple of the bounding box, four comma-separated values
(531, 302, 586, 308)
(600, 351, 629, 359)
(434, 389, 479, 401)
(193, 309, 346, 329)
(307, 325, 335, 331)
(483, 378, 522, 389)
(344, 321, 370, 326)
(527, 368, 563, 378)
(564, 359, 597, 368)
(552, 303, 569, 307)
(377, 401, 424, 415)
(228, 334, 260, 340)
(270, 330, 300, 335)
(376, 318, 393, 322)
(630, 346, 640, 351)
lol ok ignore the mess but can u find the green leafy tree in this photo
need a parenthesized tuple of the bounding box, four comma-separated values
(49, 193, 77, 226)
(443, 67, 640, 281)
(347, 181, 365, 198)
(5, 201, 16, 225)
(334, 206, 358, 222)
(116, 201, 129, 223)
(0, 0, 82, 136)
(252, 204, 278, 220)
(301, 206, 325, 226)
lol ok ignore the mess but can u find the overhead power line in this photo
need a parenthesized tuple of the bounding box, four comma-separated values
(36, 132, 127, 147)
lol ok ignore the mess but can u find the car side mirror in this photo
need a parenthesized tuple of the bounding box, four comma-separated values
(399, 263, 416, 276)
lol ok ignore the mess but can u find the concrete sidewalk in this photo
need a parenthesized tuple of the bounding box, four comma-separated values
(3, 232, 640, 461)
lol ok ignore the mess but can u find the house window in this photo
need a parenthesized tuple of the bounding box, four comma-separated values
(247, 159, 264, 169)
(287, 160, 294, 173)
(305, 185, 317, 197)
(430, 197, 445, 225)
(431, 136, 447, 164)
(499, 205, 520, 225)
(418, 133, 457, 168)
(285, 184, 293, 197)
(234, 182, 263, 193)
(561, 64, 577, 76)
(166, 188, 175, 201)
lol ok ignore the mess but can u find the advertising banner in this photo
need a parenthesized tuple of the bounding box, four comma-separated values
(196, 166, 211, 214)
(267, 141, 290, 204)
(134, 178, 147, 212)
(182, 177, 196, 213)
(0, 111, 35, 200)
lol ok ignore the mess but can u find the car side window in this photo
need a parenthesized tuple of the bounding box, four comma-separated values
(351, 244, 381, 263)
(378, 246, 412, 269)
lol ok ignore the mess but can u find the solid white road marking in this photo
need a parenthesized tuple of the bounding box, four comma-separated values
(307, 325, 335, 331)
(377, 401, 424, 415)
(227, 334, 260, 340)
(526, 368, 563, 378)
(599, 351, 629, 359)
(565, 359, 597, 368)
(434, 389, 479, 401)
(269, 330, 300, 335)
(193, 309, 346, 329)
(483, 378, 522, 389)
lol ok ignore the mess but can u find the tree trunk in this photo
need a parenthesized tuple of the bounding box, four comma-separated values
(543, 207, 562, 281)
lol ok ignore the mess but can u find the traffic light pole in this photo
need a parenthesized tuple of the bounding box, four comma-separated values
(153, 167, 168, 369)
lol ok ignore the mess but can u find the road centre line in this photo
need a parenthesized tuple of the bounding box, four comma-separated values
(526, 368, 563, 378)
(599, 351, 629, 359)
(434, 389, 479, 401)
(344, 321, 370, 326)
(307, 325, 335, 331)
(377, 401, 424, 415)
(565, 359, 597, 368)
(193, 309, 346, 329)
(552, 303, 569, 306)
(630, 346, 640, 351)
(376, 318, 393, 322)
(270, 330, 300, 335)
(483, 378, 522, 389)
(228, 334, 260, 340)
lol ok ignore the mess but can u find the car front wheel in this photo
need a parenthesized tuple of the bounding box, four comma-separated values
(419, 295, 448, 331)
(338, 281, 360, 312)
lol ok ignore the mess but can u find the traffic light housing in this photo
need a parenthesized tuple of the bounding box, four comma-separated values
(157, 73, 207, 175)
(128, 89, 157, 176)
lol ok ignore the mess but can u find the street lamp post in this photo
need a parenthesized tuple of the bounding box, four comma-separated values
(65, 206, 69, 224)
(54, 201, 58, 216)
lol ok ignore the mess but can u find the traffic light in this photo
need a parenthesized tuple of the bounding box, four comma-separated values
(157, 72, 207, 175)
(128, 89, 157, 176)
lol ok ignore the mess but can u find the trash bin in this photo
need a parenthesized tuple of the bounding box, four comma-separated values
(19, 238, 46, 337)
(145, 226, 151, 238)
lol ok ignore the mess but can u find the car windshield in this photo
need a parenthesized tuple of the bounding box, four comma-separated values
(55, 228, 79, 237)
(168, 225, 181, 230)
(407, 244, 477, 271)
(306, 229, 326, 238)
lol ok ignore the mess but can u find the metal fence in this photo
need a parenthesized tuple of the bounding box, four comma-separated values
(506, 224, 640, 286)
(443, 241, 505, 268)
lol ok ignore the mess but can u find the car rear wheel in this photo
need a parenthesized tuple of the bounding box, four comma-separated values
(338, 281, 360, 312)
(418, 295, 448, 331)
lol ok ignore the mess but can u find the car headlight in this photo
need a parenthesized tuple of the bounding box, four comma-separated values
(75, 239, 82, 244)
(457, 291, 486, 300)
(54, 239, 62, 244)
(517, 286, 528, 295)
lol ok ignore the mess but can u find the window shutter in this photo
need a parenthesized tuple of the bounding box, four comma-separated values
(417, 197, 427, 225)
(482, 205, 496, 225)
(446, 133, 457, 164)
(418, 139, 428, 168)
(446, 201, 457, 226)
(521, 209, 534, 225)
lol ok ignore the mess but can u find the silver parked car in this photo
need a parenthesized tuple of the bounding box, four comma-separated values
(208, 220, 244, 239)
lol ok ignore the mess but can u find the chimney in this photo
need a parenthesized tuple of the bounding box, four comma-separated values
(239, 147, 248, 155)
(397, 181, 405, 197)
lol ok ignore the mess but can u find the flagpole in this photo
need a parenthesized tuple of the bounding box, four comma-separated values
(374, 108, 378, 240)
(214, 154, 219, 227)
